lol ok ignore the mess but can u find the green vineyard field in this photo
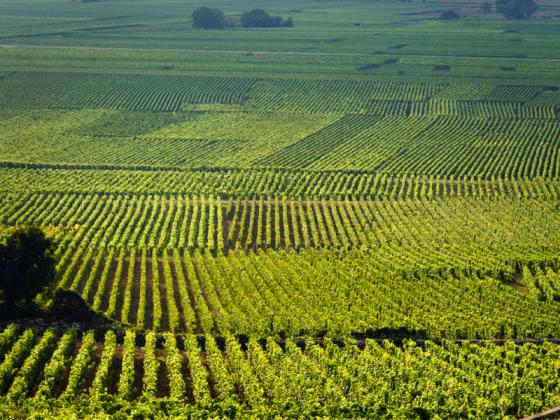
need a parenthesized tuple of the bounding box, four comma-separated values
(2, 167, 560, 198)
(1, 191, 559, 336)
(0, 325, 558, 418)
(1, 0, 560, 417)
(1, 107, 559, 176)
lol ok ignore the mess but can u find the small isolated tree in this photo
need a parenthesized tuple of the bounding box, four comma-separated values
(192, 6, 225, 29)
(0, 225, 56, 310)
(495, 0, 538, 19)
(440, 10, 460, 19)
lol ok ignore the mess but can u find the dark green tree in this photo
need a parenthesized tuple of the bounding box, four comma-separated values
(192, 6, 225, 29)
(495, 0, 538, 19)
(0, 225, 56, 310)
(241, 9, 290, 28)
(241, 9, 271, 27)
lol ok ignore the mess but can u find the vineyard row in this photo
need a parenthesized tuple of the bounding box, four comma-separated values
(1, 167, 559, 199)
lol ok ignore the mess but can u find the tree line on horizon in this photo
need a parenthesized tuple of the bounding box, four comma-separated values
(192, 7, 294, 29)
(440, 0, 538, 20)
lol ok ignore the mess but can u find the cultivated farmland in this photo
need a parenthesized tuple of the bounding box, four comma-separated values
(0, 0, 559, 417)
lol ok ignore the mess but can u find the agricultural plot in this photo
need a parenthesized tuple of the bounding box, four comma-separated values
(2, 193, 559, 256)
(0, 72, 257, 110)
(2, 191, 560, 335)
(0, 108, 559, 177)
(1, 0, 560, 417)
(0, 325, 559, 418)
(2, 167, 559, 198)
(57, 248, 560, 336)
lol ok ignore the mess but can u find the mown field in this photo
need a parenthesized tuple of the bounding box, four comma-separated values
(0, 0, 560, 417)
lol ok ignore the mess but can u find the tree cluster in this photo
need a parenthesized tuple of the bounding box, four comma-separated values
(495, 0, 538, 19)
(435, 0, 537, 19)
(0, 226, 56, 314)
(192, 7, 293, 29)
(241, 9, 293, 28)
(192, 6, 226, 29)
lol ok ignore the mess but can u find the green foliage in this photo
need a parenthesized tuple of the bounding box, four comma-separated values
(184, 335, 210, 405)
(34, 329, 77, 399)
(0, 329, 34, 393)
(0, 325, 18, 361)
(1, 188, 559, 337)
(61, 331, 95, 399)
(192, 7, 225, 30)
(89, 330, 117, 397)
(2, 329, 555, 417)
(495, 0, 538, 19)
(142, 332, 158, 398)
(0, 225, 56, 310)
(117, 330, 136, 400)
(164, 333, 185, 400)
(241, 9, 291, 28)
(6, 329, 57, 402)
(0, 0, 559, 416)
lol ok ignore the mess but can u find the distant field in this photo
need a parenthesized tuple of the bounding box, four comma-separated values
(0, 0, 559, 335)
(0, 0, 559, 417)
(1, 0, 559, 58)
